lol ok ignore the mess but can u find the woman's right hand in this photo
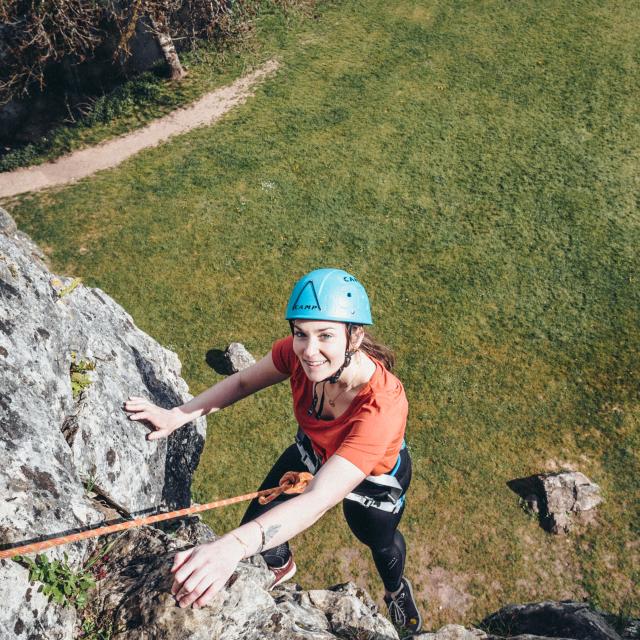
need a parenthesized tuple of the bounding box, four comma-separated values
(123, 396, 183, 440)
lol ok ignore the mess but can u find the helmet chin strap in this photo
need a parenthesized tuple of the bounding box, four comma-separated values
(326, 324, 353, 384)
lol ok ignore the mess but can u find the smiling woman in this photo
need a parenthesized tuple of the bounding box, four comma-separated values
(124, 268, 423, 635)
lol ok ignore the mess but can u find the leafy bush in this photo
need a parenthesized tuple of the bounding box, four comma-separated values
(0, 73, 167, 172)
(81, 75, 165, 126)
(0, 144, 42, 172)
(15, 552, 95, 607)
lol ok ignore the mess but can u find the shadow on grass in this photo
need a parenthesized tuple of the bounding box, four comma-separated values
(205, 348, 232, 375)
(506, 475, 551, 533)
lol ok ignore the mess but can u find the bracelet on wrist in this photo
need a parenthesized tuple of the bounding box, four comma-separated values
(253, 520, 266, 552)
(227, 531, 250, 558)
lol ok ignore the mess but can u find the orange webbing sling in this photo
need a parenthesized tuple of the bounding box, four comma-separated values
(0, 471, 313, 560)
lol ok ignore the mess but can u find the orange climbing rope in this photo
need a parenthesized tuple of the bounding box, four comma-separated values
(0, 471, 313, 560)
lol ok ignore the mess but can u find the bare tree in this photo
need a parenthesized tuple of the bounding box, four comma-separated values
(0, 0, 244, 105)
(0, 0, 103, 103)
(148, 13, 186, 80)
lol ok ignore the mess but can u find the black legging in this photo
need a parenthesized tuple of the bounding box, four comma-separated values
(240, 441, 412, 592)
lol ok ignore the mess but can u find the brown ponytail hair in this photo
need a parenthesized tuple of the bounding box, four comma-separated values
(353, 327, 396, 371)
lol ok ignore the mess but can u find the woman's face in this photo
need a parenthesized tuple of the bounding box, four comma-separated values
(291, 320, 350, 382)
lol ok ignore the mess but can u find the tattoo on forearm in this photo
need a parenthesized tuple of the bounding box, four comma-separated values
(264, 525, 281, 545)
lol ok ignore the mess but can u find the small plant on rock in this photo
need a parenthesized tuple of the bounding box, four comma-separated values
(57, 277, 82, 298)
(79, 614, 122, 640)
(77, 536, 126, 638)
(15, 552, 95, 607)
(70, 352, 96, 399)
(83, 472, 98, 494)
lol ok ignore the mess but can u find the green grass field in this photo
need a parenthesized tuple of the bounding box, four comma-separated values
(4, 0, 639, 628)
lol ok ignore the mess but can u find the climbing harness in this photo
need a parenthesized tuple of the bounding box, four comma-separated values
(344, 491, 405, 514)
(295, 429, 406, 514)
(295, 428, 322, 474)
(0, 471, 313, 560)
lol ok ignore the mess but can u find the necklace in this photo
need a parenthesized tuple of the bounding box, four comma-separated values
(324, 381, 350, 407)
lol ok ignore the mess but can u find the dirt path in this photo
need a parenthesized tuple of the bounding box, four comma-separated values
(0, 59, 279, 199)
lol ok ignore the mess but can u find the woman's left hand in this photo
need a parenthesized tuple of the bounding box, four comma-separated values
(171, 537, 243, 608)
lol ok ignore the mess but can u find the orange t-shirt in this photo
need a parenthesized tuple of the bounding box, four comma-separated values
(271, 336, 408, 476)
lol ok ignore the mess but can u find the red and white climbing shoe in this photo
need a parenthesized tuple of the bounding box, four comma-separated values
(268, 554, 297, 590)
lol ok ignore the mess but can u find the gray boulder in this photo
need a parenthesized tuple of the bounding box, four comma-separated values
(539, 473, 603, 534)
(508, 471, 602, 534)
(224, 342, 256, 373)
(481, 601, 623, 640)
(415, 625, 488, 640)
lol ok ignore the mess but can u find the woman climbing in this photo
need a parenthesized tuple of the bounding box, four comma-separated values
(124, 268, 423, 635)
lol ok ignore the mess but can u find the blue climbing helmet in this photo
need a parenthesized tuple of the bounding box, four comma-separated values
(286, 268, 373, 387)
(285, 268, 373, 325)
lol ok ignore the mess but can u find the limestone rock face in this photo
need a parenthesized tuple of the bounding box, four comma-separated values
(224, 342, 256, 373)
(298, 583, 399, 639)
(415, 625, 488, 640)
(86, 520, 398, 640)
(0, 207, 206, 517)
(412, 601, 640, 640)
(0, 558, 77, 640)
(0, 207, 206, 639)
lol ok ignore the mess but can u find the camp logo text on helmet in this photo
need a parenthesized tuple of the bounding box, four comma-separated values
(285, 268, 373, 325)
(290, 280, 322, 312)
